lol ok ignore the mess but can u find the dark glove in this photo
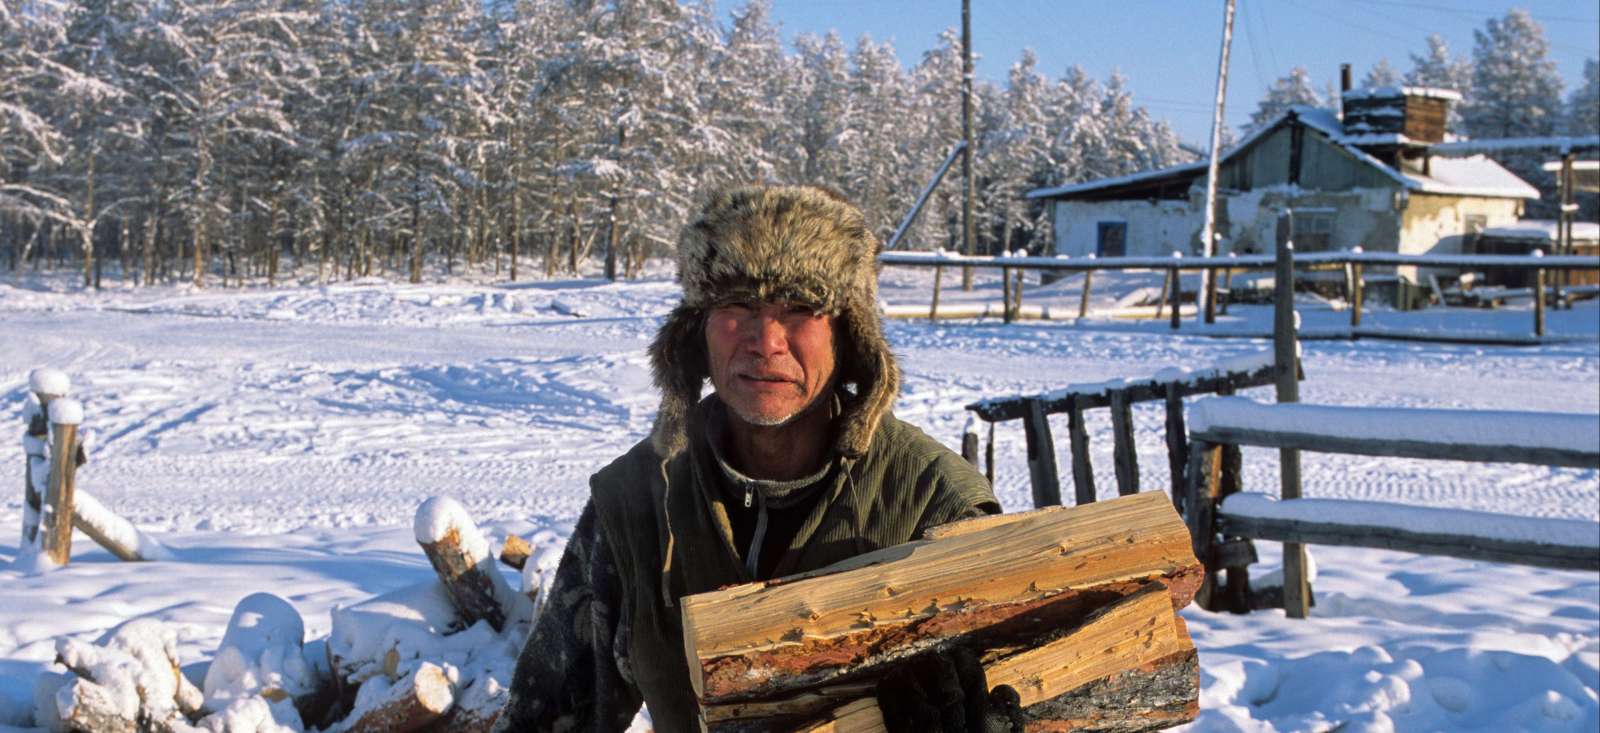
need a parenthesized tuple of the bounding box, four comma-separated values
(875, 647, 1026, 733)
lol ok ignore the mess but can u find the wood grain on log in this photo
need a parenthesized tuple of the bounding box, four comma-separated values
(500, 533, 532, 570)
(343, 662, 454, 733)
(681, 493, 1201, 705)
(42, 423, 80, 566)
(709, 583, 1196, 731)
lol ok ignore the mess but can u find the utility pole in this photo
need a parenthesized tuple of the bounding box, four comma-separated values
(960, 0, 976, 290)
(1199, 0, 1236, 324)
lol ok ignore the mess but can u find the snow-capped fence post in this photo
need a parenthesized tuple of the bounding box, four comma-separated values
(928, 264, 943, 320)
(1077, 270, 1093, 319)
(41, 398, 85, 567)
(1273, 212, 1311, 620)
(1155, 268, 1171, 320)
(23, 369, 70, 546)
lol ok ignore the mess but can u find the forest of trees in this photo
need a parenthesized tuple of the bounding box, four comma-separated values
(0, 0, 1187, 288)
(1, 2, 1595, 289)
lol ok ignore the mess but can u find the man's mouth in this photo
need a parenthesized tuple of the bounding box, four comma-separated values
(739, 373, 796, 384)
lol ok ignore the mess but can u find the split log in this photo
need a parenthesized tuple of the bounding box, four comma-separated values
(681, 492, 1202, 705)
(717, 583, 1197, 732)
(413, 496, 529, 632)
(341, 662, 454, 733)
(499, 533, 532, 570)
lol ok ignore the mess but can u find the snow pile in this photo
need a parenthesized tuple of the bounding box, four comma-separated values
(202, 593, 318, 715)
(40, 618, 204, 731)
(518, 530, 568, 619)
(47, 398, 84, 426)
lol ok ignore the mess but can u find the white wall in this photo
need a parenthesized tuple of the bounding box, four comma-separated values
(1052, 199, 1197, 258)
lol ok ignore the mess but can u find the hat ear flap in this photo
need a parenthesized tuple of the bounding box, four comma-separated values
(649, 305, 709, 459)
(834, 296, 899, 459)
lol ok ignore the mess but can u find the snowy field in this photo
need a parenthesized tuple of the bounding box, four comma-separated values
(2, 266, 1597, 732)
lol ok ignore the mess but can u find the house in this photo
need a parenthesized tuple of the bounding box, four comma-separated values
(1026, 87, 1540, 288)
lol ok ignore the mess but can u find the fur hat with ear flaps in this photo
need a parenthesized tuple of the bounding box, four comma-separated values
(648, 185, 898, 460)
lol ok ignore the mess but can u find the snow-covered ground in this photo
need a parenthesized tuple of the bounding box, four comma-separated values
(2, 266, 1597, 732)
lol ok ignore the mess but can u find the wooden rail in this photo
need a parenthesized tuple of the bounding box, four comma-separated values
(1186, 397, 1600, 614)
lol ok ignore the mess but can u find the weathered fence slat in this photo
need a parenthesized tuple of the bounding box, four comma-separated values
(1163, 384, 1188, 512)
(1274, 212, 1310, 620)
(1066, 396, 1096, 506)
(1022, 399, 1062, 507)
(1218, 511, 1599, 572)
(1188, 425, 1600, 470)
(1109, 390, 1139, 496)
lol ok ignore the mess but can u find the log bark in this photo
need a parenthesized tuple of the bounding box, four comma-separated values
(771, 584, 1197, 733)
(42, 421, 80, 566)
(682, 493, 1201, 705)
(342, 662, 454, 733)
(73, 489, 172, 562)
(415, 500, 512, 632)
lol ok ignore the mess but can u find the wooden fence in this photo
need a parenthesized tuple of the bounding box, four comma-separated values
(880, 248, 1600, 337)
(1184, 397, 1600, 617)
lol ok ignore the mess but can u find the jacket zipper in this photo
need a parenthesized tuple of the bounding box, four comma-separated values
(745, 482, 768, 579)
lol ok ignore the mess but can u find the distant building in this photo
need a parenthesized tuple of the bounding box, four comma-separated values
(1027, 87, 1539, 282)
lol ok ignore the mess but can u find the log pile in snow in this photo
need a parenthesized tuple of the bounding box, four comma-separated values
(32, 497, 567, 732)
(684, 492, 1204, 732)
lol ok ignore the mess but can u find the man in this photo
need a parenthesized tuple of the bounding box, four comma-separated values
(495, 185, 1011, 732)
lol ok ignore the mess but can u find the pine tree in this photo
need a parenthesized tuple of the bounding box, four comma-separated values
(1566, 58, 1599, 137)
(1246, 67, 1322, 133)
(1462, 9, 1563, 139)
(1362, 59, 1399, 89)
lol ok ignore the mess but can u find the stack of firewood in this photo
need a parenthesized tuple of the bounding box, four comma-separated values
(682, 492, 1204, 732)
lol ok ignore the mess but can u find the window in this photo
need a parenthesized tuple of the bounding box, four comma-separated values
(1096, 221, 1127, 257)
(1291, 211, 1334, 252)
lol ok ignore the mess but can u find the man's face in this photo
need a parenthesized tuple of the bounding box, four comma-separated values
(705, 300, 837, 428)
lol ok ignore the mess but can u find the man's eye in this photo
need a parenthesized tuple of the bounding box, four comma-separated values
(786, 305, 819, 317)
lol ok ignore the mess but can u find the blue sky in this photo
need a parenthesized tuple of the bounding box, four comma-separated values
(763, 0, 1600, 146)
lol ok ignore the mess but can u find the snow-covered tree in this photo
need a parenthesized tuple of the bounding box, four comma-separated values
(1362, 58, 1399, 89)
(1463, 9, 1563, 139)
(1246, 67, 1322, 133)
(1566, 58, 1599, 137)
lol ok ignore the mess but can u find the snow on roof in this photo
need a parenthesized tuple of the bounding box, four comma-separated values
(1029, 105, 1539, 201)
(1407, 155, 1542, 199)
(1341, 85, 1463, 102)
(1541, 160, 1600, 172)
(1023, 160, 1207, 199)
(1432, 135, 1600, 156)
(1481, 220, 1600, 242)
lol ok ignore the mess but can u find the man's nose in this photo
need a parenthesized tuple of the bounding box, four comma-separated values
(744, 309, 788, 355)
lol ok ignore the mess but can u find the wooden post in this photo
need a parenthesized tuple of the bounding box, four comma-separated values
(1077, 271, 1093, 318)
(1022, 399, 1062, 507)
(1066, 396, 1096, 506)
(984, 421, 995, 485)
(1108, 390, 1139, 496)
(960, 415, 981, 466)
(929, 266, 943, 321)
(1163, 383, 1188, 511)
(42, 399, 83, 566)
(1273, 212, 1309, 619)
(1012, 269, 1025, 319)
(1349, 261, 1364, 327)
(1534, 262, 1546, 338)
(1155, 268, 1171, 320)
(1001, 266, 1014, 324)
(1219, 264, 1234, 315)
(24, 369, 70, 546)
(1169, 266, 1182, 331)
(1218, 443, 1250, 613)
(1184, 441, 1220, 612)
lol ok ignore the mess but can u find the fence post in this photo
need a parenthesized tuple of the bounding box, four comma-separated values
(1534, 251, 1546, 338)
(1109, 390, 1140, 496)
(929, 265, 944, 321)
(1012, 269, 1025, 319)
(1001, 266, 1014, 323)
(1185, 440, 1221, 612)
(984, 421, 995, 485)
(1156, 268, 1171, 320)
(24, 369, 70, 547)
(1066, 395, 1096, 506)
(1022, 399, 1062, 507)
(1169, 262, 1183, 331)
(1163, 383, 1189, 512)
(1274, 212, 1310, 619)
(1078, 270, 1093, 319)
(42, 398, 84, 567)
(1219, 257, 1235, 315)
(1348, 248, 1364, 328)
